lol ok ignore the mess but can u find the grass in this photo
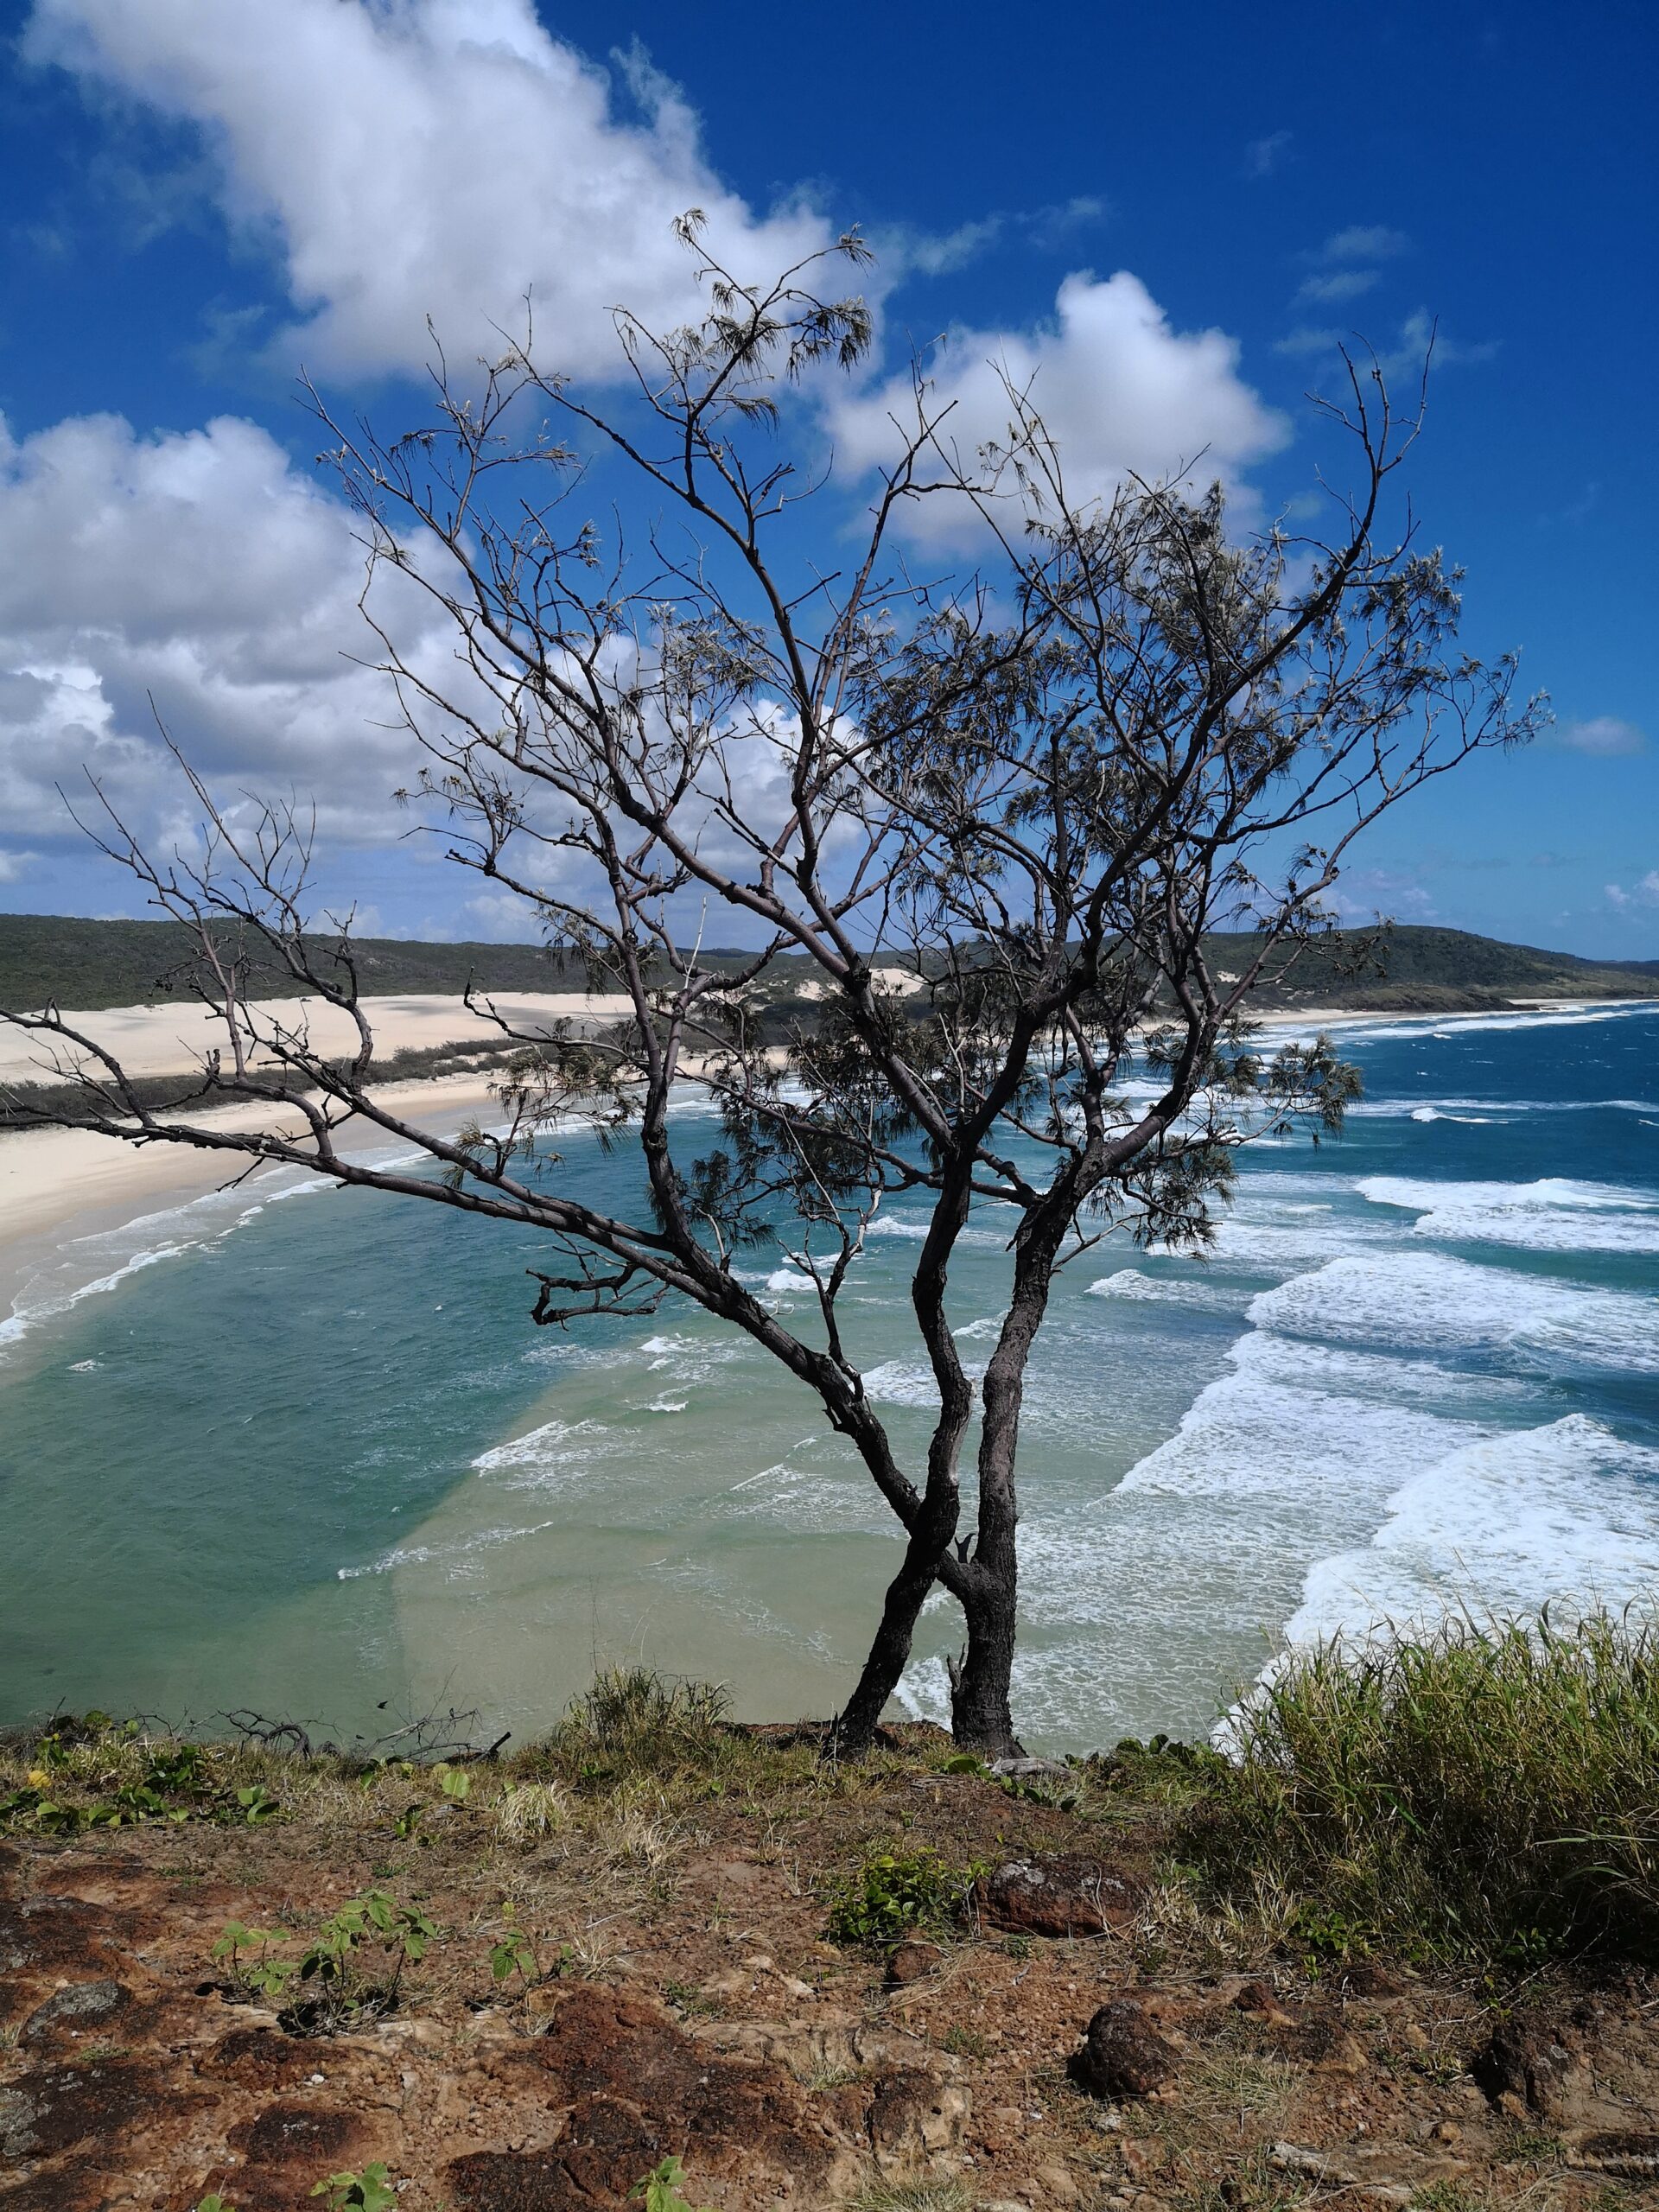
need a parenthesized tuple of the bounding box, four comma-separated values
(1189, 1606, 1659, 1968)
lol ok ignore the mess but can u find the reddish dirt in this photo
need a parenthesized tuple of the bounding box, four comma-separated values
(1, 1758, 1656, 2210)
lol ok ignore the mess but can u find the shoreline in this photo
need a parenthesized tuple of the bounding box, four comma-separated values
(3, 992, 1649, 1338)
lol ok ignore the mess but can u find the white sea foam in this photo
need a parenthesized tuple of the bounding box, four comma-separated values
(1115, 1330, 1496, 1503)
(470, 1414, 613, 1486)
(863, 1359, 946, 1408)
(1085, 1268, 1236, 1310)
(337, 1516, 560, 1580)
(1357, 1175, 1659, 1255)
(1284, 1416, 1659, 1647)
(1251, 1251, 1659, 1373)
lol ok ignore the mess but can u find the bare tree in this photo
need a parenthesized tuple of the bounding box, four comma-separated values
(1, 227, 1541, 1753)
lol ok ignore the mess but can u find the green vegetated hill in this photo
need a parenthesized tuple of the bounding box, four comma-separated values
(0, 910, 1655, 1016)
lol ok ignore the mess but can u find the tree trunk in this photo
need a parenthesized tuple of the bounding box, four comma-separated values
(948, 1551, 1022, 1758)
(830, 1472, 962, 1756)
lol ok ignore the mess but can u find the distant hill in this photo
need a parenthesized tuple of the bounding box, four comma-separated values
(0, 914, 582, 1011)
(0, 912, 1655, 1016)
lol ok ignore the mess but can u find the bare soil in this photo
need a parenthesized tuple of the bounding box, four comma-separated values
(2, 1732, 1656, 2212)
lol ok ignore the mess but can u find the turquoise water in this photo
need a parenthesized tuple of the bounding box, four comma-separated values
(2, 1006, 1656, 1750)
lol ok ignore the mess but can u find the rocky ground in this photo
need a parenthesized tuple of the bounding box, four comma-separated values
(2, 1726, 1656, 2212)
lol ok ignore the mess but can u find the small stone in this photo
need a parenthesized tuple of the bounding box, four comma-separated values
(1471, 2021, 1576, 2116)
(976, 1855, 1134, 1939)
(1575, 2132, 1659, 2178)
(1431, 2120, 1460, 2144)
(20, 1980, 127, 2044)
(1070, 2003, 1180, 2101)
(1033, 2164, 1080, 2204)
(886, 1939, 943, 1987)
(1313, 2031, 1369, 2076)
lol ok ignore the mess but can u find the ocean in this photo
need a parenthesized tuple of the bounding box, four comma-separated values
(2, 1003, 1656, 1751)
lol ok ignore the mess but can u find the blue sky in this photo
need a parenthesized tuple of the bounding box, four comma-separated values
(0, 0, 1653, 956)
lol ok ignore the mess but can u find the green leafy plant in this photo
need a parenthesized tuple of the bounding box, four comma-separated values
(487, 1912, 570, 1993)
(211, 1921, 297, 2003)
(433, 1761, 472, 1802)
(194, 2196, 237, 2212)
(310, 2165, 397, 2212)
(823, 1846, 982, 1950)
(295, 1891, 435, 2024)
(630, 2156, 713, 2212)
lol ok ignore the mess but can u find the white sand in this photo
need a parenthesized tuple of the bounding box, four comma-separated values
(0, 989, 634, 1087)
(1, 989, 1628, 1313)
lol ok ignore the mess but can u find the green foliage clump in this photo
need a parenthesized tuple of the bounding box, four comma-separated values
(631, 2157, 714, 2212)
(0, 1714, 281, 1834)
(211, 1891, 435, 2030)
(537, 1668, 731, 1786)
(824, 1844, 982, 1950)
(311, 2166, 397, 2212)
(1188, 1608, 1659, 1967)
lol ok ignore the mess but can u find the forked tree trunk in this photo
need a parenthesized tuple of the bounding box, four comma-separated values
(830, 1438, 965, 1754)
(949, 1574, 1021, 1756)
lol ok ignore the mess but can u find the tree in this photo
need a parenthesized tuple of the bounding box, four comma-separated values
(1, 227, 1541, 1754)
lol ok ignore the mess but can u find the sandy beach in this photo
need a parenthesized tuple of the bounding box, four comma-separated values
(0, 988, 1629, 1324)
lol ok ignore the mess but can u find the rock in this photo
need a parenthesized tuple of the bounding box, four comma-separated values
(1573, 2131, 1659, 2177)
(1313, 2031, 1370, 2076)
(868, 2067, 970, 2172)
(976, 1855, 1135, 1939)
(886, 1937, 943, 1986)
(1470, 2020, 1576, 2116)
(1033, 2161, 1081, 2202)
(19, 1979, 128, 2044)
(1269, 2143, 1360, 2186)
(1232, 1979, 1298, 2030)
(1341, 1958, 1406, 1997)
(989, 1756, 1073, 1783)
(1067, 2001, 1180, 2101)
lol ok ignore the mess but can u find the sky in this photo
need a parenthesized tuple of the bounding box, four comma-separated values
(0, 0, 1653, 957)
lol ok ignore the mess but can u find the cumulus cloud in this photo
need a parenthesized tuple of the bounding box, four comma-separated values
(0, 410, 441, 849)
(828, 270, 1287, 543)
(25, 0, 835, 380)
(1605, 871, 1659, 912)
(1560, 715, 1646, 757)
(0, 847, 41, 883)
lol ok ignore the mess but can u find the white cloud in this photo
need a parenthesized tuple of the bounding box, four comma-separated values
(26, 0, 836, 380)
(0, 848, 41, 883)
(828, 270, 1287, 543)
(1243, 130, 1292, 179)
(1605, 872, 1659, 912)
(1296, 268, 1379, 305)
(0, 410, 440, 848)
(1329, 869, 1438, 923)
(1561, 715, 1646, 757)
(1311, 225, 1409, 264)
(1274, 308, 1496, 375)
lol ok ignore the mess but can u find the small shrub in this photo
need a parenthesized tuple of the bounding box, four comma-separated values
(488, 1915, 571, 1993)
(630, 2156, 713, 2212)
(823, 1845, 981, 1950)
(548, 1669, 730, 1783)
(311, 2166, 397, 2212)
(211, 1920, 296, 2003)
(211, 1891, 435, 2031)
(1188, 1607, 1659, 1968)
